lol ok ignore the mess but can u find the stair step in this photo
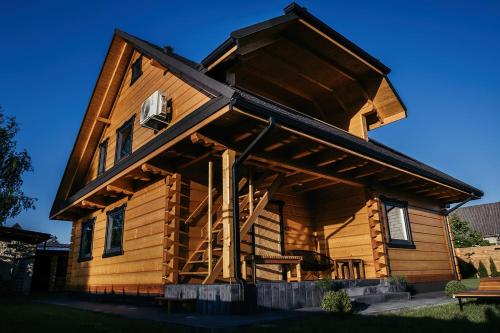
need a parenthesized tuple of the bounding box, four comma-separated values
(178, 271, 209, 276)
(188, 260, 207, 264)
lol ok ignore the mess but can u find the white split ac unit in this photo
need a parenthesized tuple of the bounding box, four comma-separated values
(140, 90, 171, 131)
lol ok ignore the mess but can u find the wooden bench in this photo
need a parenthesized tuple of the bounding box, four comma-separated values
(453, 278, 500, 311)
(155, 296, 197, 313)
(242, 255, 303, 283)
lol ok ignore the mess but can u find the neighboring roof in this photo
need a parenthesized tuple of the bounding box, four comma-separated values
(0, 225, 51, 244)
(201, 2, 390, 74)
(454, 202, 500, 237)
(50, 4, 483, 218)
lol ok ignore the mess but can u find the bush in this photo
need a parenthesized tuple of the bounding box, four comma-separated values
(317, 277, 342, 292)
(478, 260, 489, 278)
(489, 257, 499, 277)
(321, 290, 352, 313)
(444, 280, 467, 297)
(458, 257, 477, 278)
(387, 275, 407, 285)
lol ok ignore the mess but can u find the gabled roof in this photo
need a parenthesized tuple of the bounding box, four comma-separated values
(455, 202, 500, 237)
(202, 2, 390, 74)
(0, 225, 51, 244)
(50, 4, 483, 219)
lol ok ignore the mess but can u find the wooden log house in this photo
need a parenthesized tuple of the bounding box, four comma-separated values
(50, 3, 483, 297)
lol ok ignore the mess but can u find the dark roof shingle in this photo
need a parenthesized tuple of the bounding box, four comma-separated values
(455, 202, 500, 236)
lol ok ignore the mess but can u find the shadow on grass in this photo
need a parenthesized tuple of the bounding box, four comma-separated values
(1, 296, 499, 333)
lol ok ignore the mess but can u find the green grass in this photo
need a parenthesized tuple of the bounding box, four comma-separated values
(461, 278, 480, 290)
(1, 297, 499, 333)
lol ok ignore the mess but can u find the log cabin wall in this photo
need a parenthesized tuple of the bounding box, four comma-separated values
(83, 50, 210, 185)
(376, 190, 455, 283)
(66, 179, 166, 294)
(312, 186, 377, 278)
(277, 189, 316, 253)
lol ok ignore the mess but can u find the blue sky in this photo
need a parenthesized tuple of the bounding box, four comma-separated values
(0, 1, 498, 243)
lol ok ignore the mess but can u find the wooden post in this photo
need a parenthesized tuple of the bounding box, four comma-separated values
(163, 173, 181, 284)
(221, 150, 235, 279)
(207, 160, 213, 275)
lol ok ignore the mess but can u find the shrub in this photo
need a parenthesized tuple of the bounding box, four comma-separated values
(321, 290, 352, 313)
(458, 257, 477, 278)
(444, 280, 467, 297)
(387, 275, 407, 285)
(317, 277, 342, 291)
(478, 260, 489, 278)
(490, 257, 499, 277)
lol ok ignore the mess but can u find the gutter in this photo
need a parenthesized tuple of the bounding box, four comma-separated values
(441, 194, 478, 280)
(231, 112, 276, 285)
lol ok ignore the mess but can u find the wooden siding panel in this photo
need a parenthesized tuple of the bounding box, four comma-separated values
(83, 50, 210, 184)
(66, 179, 166, 292)
(388, 205, 454, 282)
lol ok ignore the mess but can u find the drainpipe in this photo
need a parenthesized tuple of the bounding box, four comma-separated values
(442, 194, 477, 280)
(232, 116, 276, 284)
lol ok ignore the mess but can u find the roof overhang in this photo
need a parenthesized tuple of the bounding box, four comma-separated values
(0, 226, 51, 244)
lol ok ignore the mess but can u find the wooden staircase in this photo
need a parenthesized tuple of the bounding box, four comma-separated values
(367, 197, 390, 278)
(178, 173, 283, 284)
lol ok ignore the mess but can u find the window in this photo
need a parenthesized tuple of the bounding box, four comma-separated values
(79, 218, 95, 261)
(131, 56, 142, 85)
(103, 205, 126, 257)
(97, 139, 108, 176)
(115, 117, 134, 163)
(382, 198, 415, 248)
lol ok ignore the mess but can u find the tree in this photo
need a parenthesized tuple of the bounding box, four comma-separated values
(490, 257, 499, 277)
(449, 214, 490, 248)
(477, 260, 489, 278)
(0, 106, 36, 225)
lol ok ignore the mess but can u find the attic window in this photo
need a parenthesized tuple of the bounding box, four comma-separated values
(97, 139, 108, 176)
(364, 111, 379, 131)
(115, 117, 134, 163)
(131, 56, 143, 85)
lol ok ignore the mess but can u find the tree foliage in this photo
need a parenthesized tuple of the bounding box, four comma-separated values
(0, 107, 36, 225)
(449, 214, 490, 248)
(477, 260, 489, 278)
(489, 257, 499, 277)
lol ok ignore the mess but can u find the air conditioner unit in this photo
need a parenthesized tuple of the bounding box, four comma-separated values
(140, 91, 171, 131)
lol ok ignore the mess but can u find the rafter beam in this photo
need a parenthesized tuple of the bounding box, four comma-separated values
(106, 184, 134, 196)
(79, 200, 105, 210)
(141, 163, 169, 177)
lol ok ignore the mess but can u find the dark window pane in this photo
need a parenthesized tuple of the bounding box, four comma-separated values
(105, 207, 125, 255)
(97, 140, 107, 175)
(79, 220, 94, 259)
(115, 119, 133, 162)
(131, 57, 142, 84)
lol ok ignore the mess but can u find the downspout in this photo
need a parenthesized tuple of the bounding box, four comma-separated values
(442, 194, 477, 280)
(232, 115, 276, 284)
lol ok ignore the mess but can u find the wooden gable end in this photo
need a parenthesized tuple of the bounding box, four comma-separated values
(83, 50, 211, 185)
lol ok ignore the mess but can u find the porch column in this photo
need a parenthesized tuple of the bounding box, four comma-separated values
(222, 150, 235, 278)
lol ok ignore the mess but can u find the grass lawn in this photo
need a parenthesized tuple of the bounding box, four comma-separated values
(461, 277, 480, 290)
(1, 297, 499, 333)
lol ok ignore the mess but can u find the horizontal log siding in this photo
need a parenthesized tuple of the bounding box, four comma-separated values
(66, 179, 165, 294)
(313, 187, 376, 278)
(388, 206, 454, 282)
(84, 51, 210, 184)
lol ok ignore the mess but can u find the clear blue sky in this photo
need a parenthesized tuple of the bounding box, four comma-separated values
(1, 1, 499, 243)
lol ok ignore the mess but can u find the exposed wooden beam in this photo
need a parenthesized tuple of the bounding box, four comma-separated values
(297, 179, 340, 193)
(106, 184, 134, 196)
(141, 163, 169, 177)
(96, 117, 111, 125)
(79, 200, 105, 210)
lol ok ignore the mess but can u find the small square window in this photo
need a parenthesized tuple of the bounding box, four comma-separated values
(382, 198, 415, 249)
(97, 139, 108, 176)
(115, 117, 134, 163)
(79, 218, 95, 261)
(103, 205, 126, 257)
(131, 56, 142, 85)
